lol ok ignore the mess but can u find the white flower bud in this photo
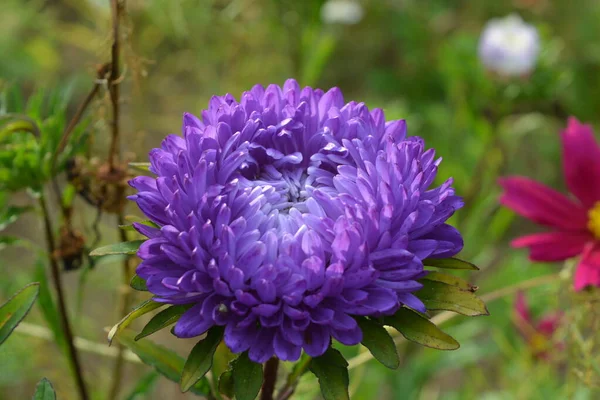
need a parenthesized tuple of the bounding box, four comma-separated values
(478, 14, 540, 76)
(321, 0, 364, 25)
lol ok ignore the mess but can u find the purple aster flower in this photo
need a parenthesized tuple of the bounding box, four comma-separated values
(129, 79, 464, 363)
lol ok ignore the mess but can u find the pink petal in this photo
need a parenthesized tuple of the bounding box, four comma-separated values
(514, 291, 532, 324)
(499, 176, 588, 231)
(574, 243, 600, 291)
(511, 231, 590, 262)
(561, 117, 600, 208)
(536, 312, 563, 337)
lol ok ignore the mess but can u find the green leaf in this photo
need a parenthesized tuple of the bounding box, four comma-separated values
(423, 257, 479, 270)
(130, 275, 148, 292)
(34, 259, 67, 352)
(61, 183, 76, 208)
(417, 280, 489, 316)
(108, 300, 164, 345)
(421, 271, 474, 291)
(232, 352, 263, 400)
(0, 235, 24, 251)
(32, 378, 56, 400)
(384, 307, 460, 350)
(124, 372, 160, 400)
(114, 329, 210, 396)
(119, 219, 158, 232)
(180, 327, 224, 392)
(129, 162, 151, 172)
(309, 348, 350, 400)
(356, 317, 399, 369)
(0, 282, 39, 345)
(124, 215, 159, 225)
(135, 305, 192, 341)
(218, 370, 234, 399)
(0, 205, 32, 231)
(90, 240, 145, 257)
(212, 340, 237, 390)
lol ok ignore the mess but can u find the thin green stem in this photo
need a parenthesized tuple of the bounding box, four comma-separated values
(39, 193, 89, 400)
(346, 273, 561, 370)
(276, 355, 312, 400)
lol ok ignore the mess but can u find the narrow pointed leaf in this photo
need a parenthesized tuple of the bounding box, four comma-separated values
(32, 378, 56, 400)
(384, 307, 460, 350)
(0, 282, 39, 345)
(124, 372, 160, 400)
(34, 259, 67, 352)
(0, 236, 24, 251)
(108, 300, 164, 345)
(129, 162, 151, 172)
(130, 275, 148, 291)
(124, 215, 159, 226)
(356, 317, 399, 369)
(0, 205, 32, 231)
(232, 352, 263, 400)
(119, 219, 158, 232)
(114, 329, 210, 396)
(309, 348, 349, 400)
(424, 257, 479, 270)
(180, 327, 224, 392)
(90, 240, 145, 257)
(417, 280, 489, 316)
(135, 305, 192, 341)
(421, 272, 474, 291)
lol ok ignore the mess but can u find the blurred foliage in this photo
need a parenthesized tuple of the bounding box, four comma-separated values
(0, 86, 89, 193)
(1, 0, 600, 399)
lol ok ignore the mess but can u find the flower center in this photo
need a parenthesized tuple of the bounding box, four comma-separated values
(587, 202, 600, 239)
(250, 166, 310, 216)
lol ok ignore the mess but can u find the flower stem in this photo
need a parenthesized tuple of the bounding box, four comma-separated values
(346, 273, 561, 371)
(107, 215, 136, 400)
(39, 193, 89, 400)
(108, 0, 123, 171)
(261, 357, 280, 400)
(105, 1, 131, 398)
(276, 355, 312, 400)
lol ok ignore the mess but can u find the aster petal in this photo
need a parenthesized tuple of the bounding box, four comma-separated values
(303, 324, 330, 357)
(561, 117, 600, 208)
(273, 331, 301, 361)
(174, 303, 214, 338)
(224, 322, 258, 353)
(128, 80, 467, 363)
(248, 328, 275, 363)
(397, 293, 426, 313)
(498, 176, 588, 230)
(330, 323, 362, 345)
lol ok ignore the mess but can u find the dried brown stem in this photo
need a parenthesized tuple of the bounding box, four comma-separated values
(108, 0, 123, 171)
(107, 214, 136, 400)
(39, 193, 89, 400)
(261, 358, 280, 400)
(106, 2, 132, 399)
(51, 63, 108, 230)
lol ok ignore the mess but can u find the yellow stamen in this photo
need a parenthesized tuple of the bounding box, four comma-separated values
(587, 202, 600, 239)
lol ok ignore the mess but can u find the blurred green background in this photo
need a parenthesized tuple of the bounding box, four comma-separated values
(1, 0, 600, 399)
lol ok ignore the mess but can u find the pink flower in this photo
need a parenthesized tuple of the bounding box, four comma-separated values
(499, 117, 600, 291)
(514, 291, 563, 359)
